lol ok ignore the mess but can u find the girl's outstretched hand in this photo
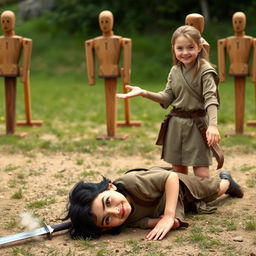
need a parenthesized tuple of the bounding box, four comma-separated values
(146, 216, 175, 241)
(116, 85, 146, 99)
(206, 125, 221, 147)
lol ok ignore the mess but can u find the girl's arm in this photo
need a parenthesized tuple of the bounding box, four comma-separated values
(116, 85, 147, 99)
(202, 72, 221, 146)
(206, 104, 221, 146)
(116, 85, 165, 104)
(146, 172, 179, 241)
(148, 217, 180, 229)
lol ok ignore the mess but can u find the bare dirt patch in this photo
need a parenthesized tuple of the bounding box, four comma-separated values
(0, 150, 255, 256)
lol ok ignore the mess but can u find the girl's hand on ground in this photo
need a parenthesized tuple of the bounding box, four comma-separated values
(146, 216, 175, 241)
(206, 125, 221, 146)
(116, 85, 146, 99)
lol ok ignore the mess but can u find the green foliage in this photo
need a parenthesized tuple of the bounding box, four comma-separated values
(39, 0, 256, 37)
(45, 0, 188, 35)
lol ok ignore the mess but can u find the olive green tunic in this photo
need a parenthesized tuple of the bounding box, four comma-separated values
(151, 61, 219, 166)
(114, 167, 220, 229)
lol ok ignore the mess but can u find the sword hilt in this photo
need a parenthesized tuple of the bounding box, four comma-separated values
(44, 221, 72, 240)
(51, 222, 72, 233)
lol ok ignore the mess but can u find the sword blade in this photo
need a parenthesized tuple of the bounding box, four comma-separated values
(0, 224, 53, 245)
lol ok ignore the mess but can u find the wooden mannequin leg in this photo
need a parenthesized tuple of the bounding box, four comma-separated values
(117, 82, 141, 127)
(104, 78, 117, 137)
(17, 76, 43, 126)
(117, 68, 141, 127)
(23, 79, 32, 124)
(4, 77, 16, 134)
(234, 77, 245, 134)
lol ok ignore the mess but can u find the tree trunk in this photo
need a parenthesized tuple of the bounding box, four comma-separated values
(200, 0, 210, 23)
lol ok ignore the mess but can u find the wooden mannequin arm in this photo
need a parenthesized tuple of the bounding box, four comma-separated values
(217, 39, 226, 83)
(122, 38, 131, 84)
(85, 39, 95, 85)
(21, 38, 32, 84)
(252, 38, 256, 82)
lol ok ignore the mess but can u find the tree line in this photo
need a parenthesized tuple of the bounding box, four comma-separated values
(2, 0, 256, 35)
(45, 0, 256, 35)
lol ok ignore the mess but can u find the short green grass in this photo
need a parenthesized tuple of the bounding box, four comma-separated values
(0, 72, 256, 156)
(11, 188, 23, 199)
(27, 198, 56, 209)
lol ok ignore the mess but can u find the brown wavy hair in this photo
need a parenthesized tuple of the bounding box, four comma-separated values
(171, 25, 208, 75)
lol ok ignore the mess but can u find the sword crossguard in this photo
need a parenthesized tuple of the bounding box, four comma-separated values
(43, 222, 53, 240)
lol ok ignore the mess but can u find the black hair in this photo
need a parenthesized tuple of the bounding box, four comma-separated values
(63, 177, 127, 240)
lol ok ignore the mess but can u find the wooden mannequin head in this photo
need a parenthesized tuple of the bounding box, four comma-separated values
(1, 10, 15, 36)
(185, 13, 204, 34)
(99, 10, 113, 37)
(232, 12, 246, 36)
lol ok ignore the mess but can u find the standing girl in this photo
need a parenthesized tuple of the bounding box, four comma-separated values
(117, 25, 221, 178)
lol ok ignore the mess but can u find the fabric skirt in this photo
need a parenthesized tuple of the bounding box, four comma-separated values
(163, 116, 212, 166)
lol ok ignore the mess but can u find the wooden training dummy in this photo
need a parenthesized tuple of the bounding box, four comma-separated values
(185, 13, 210, 59)
(218, 12, 254, 135)
(85, 10, 140, 140)
(0, 10, 42, 135)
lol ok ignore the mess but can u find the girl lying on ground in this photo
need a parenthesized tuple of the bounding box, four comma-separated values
(64, 167, 243, 241)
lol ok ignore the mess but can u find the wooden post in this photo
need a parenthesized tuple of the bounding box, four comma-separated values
(104, 78, 117, 137)
(234, 77, 245, 134)
(96, 78, 127, 139)
(4, 77, 16, 134)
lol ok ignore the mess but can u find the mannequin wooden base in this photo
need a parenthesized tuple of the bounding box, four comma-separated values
(247, 120, 256, 126)
(117, 120, 141, 127)
(17, 120, 43, 126)
(96, 134, 128, 140)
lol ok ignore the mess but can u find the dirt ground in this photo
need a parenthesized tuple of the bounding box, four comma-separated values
(0, 149, 256, 256)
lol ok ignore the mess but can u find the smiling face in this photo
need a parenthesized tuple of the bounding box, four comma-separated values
(173, 35, 202, 68)
(91, 183, 132, 229)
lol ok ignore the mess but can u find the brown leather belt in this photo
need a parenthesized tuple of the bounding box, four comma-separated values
(156, 109, 224, 169)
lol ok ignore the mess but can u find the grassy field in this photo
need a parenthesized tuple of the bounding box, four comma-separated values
(1, 73, 256, 155)
(0, 12, 254, 155)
